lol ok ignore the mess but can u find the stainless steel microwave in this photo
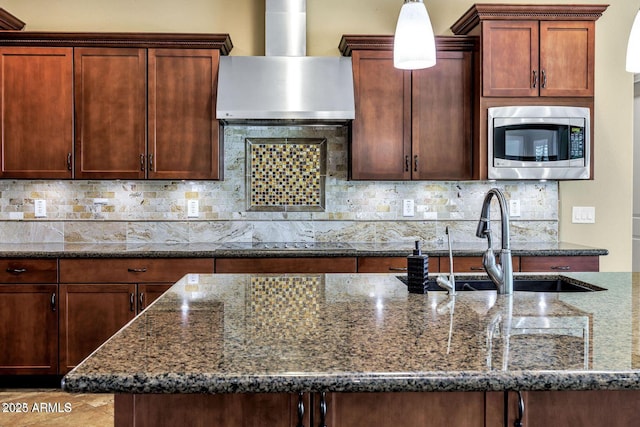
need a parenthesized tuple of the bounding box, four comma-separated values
(488, 106, 591, 180)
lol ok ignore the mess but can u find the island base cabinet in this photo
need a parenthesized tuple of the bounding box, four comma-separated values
(323, 392, 486, 427)
(508, 390, 640, 426)
(115, 393, 310, 427)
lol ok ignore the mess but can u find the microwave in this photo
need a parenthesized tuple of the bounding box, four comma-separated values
(488, 106, 591, 180)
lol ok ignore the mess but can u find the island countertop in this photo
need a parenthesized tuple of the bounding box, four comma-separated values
(62, 272, 638, 394)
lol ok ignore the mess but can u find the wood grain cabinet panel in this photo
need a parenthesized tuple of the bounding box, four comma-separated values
(74, 48, 147, 179)
(346, 38, 475, 181)
(0, 284, 58, 375)
(215, 257, 357, 273)
(59, 258, 213, 283)
(148, 48, 221, 180)
(0, 47, 73, 178)
(59, 283, 136, 374)
(519, 255, 599, 272)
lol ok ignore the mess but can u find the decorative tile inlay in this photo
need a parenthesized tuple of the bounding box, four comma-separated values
(247, 138, 326, 212)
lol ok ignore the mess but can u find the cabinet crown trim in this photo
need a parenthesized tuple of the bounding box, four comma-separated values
(451, 4, 609, 35)
(0, 8, 25, 30)
(0, 32, 233, 54)
(339, 35, 477, 56)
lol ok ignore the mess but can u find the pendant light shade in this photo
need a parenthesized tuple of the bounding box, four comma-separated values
(627, 9, 640, 72)
(393, 0, 436, 70)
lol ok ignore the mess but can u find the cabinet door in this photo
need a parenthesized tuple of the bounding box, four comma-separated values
(412, 50, 473, 180)
(137, 283, 173, 312)
(74, 48, 146, 179)
(539, 21, 594, 97)
(0, 47, 73, 178)
(482, 20, 539, 97)
(215, 257, 357, 273)
(350, 50, 411, 180)
(520, 255, 599, 272)
(148, 49, 221, 180)
(324, 392, 485, 427)
(0, 284, 58, 375)
(59, 283, 136, 373)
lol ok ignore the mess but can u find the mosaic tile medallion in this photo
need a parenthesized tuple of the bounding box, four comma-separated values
(246, 138, 326, 211)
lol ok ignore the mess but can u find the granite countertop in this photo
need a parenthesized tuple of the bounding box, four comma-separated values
(0, 241, 608, 258)
(63, 271, 638, 394)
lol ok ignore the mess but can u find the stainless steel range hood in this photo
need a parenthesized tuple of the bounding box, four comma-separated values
(216, 0, 355, 124)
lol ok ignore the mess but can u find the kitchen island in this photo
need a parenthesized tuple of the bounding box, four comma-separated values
(62, 272, 640, 426)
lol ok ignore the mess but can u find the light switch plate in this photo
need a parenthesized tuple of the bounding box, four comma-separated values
(403, 199, 415, 217)
(509, 199, 521, 217)
(187, 200, 199, 218)
(572, 206, 595, 223)
(34, 199, 46, 218)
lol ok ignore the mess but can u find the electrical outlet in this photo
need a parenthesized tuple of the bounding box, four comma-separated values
(572, 206, 595, 224)
(94, 198, 108, 205)
(187, 200, 199, 218)
(34, 199, 46, 218)
(509, 199, 521, 217)
(403, 199, 415, 217)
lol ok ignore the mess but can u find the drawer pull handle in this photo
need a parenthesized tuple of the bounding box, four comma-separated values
(551, 265, 571, 271)
(139, 293, 145, 310)
(127, 268, 147, 273)
(130, 293, 135, 312)
(6, 268, 27, 274)
(388, 267, 408, 271)
(470, 266, 485, 271)
(51, 292, 56, 312)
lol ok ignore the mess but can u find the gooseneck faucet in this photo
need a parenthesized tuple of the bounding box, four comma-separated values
(476, 188, 513, 295)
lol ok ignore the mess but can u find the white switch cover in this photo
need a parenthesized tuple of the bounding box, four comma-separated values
(403, 199, 415, 217)
(572, 206, 595, 224)
(187, 200, 199, 218)
(509, 199, 521, 217)
(9, 212, 23, 220)
(34, 199, 46, 218)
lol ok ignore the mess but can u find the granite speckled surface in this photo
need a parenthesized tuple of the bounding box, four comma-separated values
(63, 272, 638, 394)
(0, 241, 607, 258)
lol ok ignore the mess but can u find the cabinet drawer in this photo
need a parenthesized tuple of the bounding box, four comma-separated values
(357, 257, 440, 273)
(60, 258, 213, 283)
(442, 256, 521, 273)
(0, 259, 58, 283)
(215, 257, 357, 273)
(520, 256, 599, 272)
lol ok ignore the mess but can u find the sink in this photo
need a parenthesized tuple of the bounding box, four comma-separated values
(396, 276, 605, 292)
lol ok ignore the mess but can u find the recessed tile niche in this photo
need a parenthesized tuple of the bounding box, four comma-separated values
(246, 138, 326, 212)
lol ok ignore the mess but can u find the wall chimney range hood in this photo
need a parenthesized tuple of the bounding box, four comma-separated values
(216, 0, 355, 124)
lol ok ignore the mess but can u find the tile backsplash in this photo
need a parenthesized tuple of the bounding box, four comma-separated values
(0, 125, 558, 244)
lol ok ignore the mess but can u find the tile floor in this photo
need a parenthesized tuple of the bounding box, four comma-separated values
(0, 389, 113, 426)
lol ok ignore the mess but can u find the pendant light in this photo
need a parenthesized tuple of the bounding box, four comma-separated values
(393, 0, 436, 70)
(627, 8, 640, 72)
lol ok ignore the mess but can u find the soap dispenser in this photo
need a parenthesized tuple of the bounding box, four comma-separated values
(407, 240, 429, 294)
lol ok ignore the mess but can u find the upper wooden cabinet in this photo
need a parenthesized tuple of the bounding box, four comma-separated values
(451, 4, 607, 98)
(0, 32, 231, 180)
(0, 47, 73, 178)
(340, 36, 476, 181)
(148, 49, 221, 180)
(75, 48, 147, 179)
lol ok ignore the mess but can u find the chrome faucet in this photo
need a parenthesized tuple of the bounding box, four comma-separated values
(475, 188, 513, 295)
(436, 226, 456, 295)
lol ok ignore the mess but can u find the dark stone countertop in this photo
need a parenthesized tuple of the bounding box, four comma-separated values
(63, 271, 637, 394)
(0, 241, 608, 258)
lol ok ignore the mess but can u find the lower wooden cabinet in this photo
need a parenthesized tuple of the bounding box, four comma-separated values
(357, 256, 440, 273)
(0, 284, 58, 375)
(59, 283, 137, 374)
(504, 390, 640, 427)
(215, 257, 357, 273)
(519, 255, 599, 272)
(322, 392, 486, 427)
(115, 393, 308, 427)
